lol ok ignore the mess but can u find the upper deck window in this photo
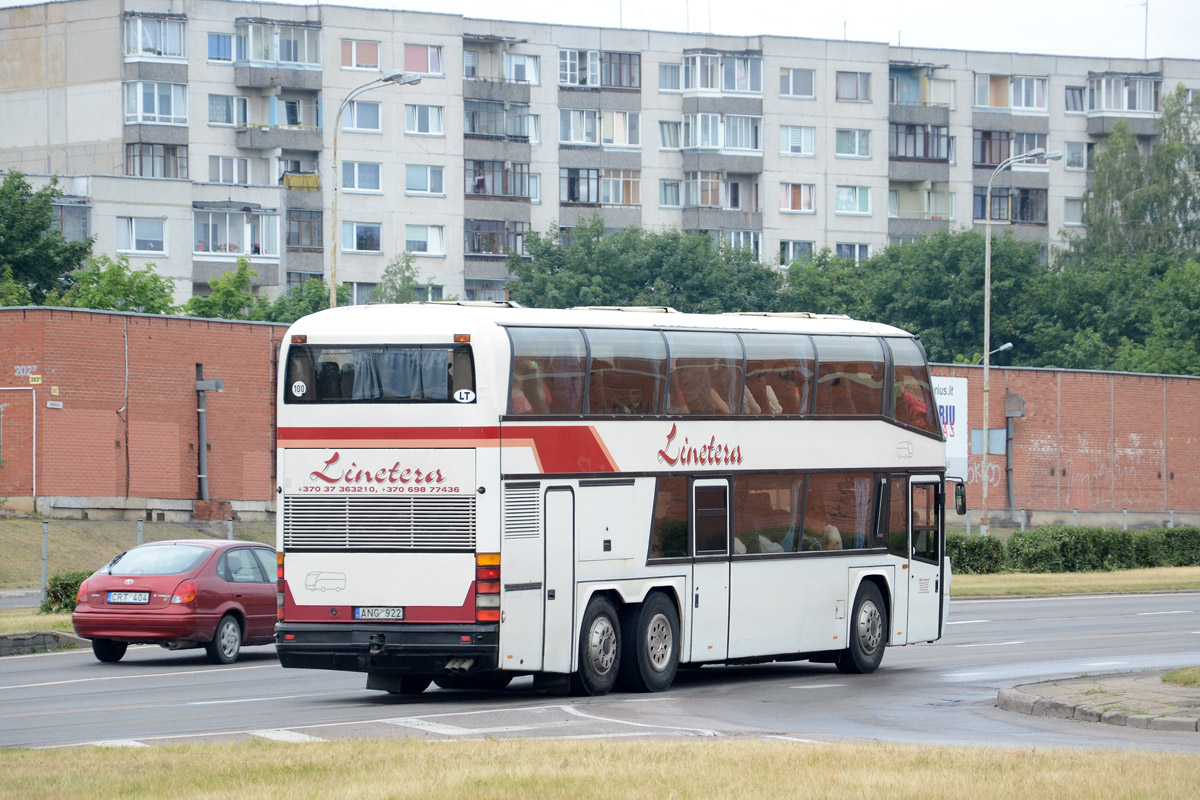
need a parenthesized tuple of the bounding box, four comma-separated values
(887, 337, 937, 433)
(584, 328, 668, 415)
(284, 344, 474, 404)
(814, 336, 885, 416)
(507, 327, 586, 415)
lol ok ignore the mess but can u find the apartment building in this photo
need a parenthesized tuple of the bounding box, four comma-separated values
(2, 0, 1197, 304)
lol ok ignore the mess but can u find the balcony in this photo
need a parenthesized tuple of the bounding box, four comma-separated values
(236, 123, 322, 151)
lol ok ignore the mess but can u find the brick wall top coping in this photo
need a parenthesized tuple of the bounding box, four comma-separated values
(0, 306, 290, 331)
(932, 362, 1200, 383)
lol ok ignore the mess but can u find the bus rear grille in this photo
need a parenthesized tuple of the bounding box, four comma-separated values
(283, 495, 477, 550)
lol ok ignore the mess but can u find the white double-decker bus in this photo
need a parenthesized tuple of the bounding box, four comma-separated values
(275, 302, 961, 695)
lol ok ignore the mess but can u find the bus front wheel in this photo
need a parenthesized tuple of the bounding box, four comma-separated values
(837, 582, 887, 674)
(618, 592, 679, 692)
(571, 595, 621, 696)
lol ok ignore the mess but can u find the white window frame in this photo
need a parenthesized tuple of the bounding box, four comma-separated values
(836, 243, 869, 263)
(117, 217, 165, 254)
(780, 183, 815, 213)
(559, 108, 599, 145)
(1065, 85, 1085, 113)
(835, 71, 870, 102)
(278, 26, 320, 66)
(835, 128, 870, 158)
(404, 44, 444, 76)
(342, 39, 380, 71)
(194, 210, 279, 257)
(659, 120, 681, 149)
(208, 155, 249, 185)
(342, 221, 382, 253)
(682, 113, 720, 149)
(1065, 141, 1089, 171)
(343, 161, 382, 192)
(835, 185, 871, 215)
(405, 104, 444, 136)
(723, 115, 762, 152)
(124, 81, 187, 125)
(342, 100, 381, 132)
(463, 49, 478, 79)
(1011, 76, 1048, 111)
(780, 67, 815, 99)
(659, 179, 681, 207)
(1064, 197, 1085, 226)
(207, 32, 232, 63)
(559, 49, 600, 86)
(727, 230, 761, 256)
(780, 240, 814, 264)
(779, 125, 815, 157)
(405, 224, 445, 256)
(601, 169, 640, 206)
(506, 53, 540, 84)
(1012, 132, 1049, 166)
(722, 56, 762, 94)
(682, 54, 721, 91)
(124, 17, 186, 59)
(207, 94, 248, 127)
(602, 111, 641, 148)
(405, 164, 445, 195)
(659, 63, 681, 92)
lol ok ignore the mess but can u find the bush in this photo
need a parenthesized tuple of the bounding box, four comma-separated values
(1006, 526, 1200, 573)
(1167, 527, 1200, 566)
(39, 570, 92, 614)
(946, 533, 1006, 574)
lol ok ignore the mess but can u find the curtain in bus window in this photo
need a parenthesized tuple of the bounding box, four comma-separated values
(742, 333, 814, 416)
(886, 475, 909, 556)
(663, 331, 743, 415)
(802, 472, 875, 551)
(814, 336, 885, 416)
(887, 337, 938, 433)
(506, 327, 586, 414)
(733, 474, 805, 553)
(379, 349, 451, 400)
(649, 475, 689, 558)
(583, 328, 667, 415)
(285, 345, 468, 403)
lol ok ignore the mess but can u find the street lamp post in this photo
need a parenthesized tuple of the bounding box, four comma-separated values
(980, 147, 1061, 535)
(330, 70, 421, 308)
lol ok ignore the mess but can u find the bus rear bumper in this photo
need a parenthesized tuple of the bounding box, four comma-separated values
(275, 621, 499, 674)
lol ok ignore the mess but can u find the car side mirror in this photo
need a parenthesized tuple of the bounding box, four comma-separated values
(954, 481, 967, 516)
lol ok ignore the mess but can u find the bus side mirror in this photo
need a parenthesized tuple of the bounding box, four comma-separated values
(953, 482, 967, 516)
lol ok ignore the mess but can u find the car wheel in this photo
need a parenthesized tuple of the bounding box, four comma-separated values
(92, 638, 127, 663)
(205, 614, 242, 665)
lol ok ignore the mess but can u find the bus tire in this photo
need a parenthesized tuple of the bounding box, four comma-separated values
(837, 582, 887, 674)
(618, 592, 679, 693)
(570, 595, 621, 696)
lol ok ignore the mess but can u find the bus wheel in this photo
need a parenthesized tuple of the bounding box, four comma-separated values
(570, 596, 620, 696)
(618, 592, 679, 692)
(837, 582, 887, 674)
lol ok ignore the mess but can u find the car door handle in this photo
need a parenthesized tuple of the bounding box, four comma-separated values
(547, 589, 556, 600)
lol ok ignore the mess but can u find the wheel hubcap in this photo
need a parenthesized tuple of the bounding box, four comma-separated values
(220, 622, 239, 656)
(585, 616, 617, 675)
(856, 601, 882, 654)
(644, 612, 673, 672)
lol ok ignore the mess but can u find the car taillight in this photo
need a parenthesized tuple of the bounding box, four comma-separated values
(172, 579, 198, 605)
(75, 578, 89, 605)
(476, 553, 500, 622)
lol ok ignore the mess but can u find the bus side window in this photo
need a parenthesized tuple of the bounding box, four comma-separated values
(742, 333, 814, 417)
(815, 336, 884, 416)
(287, 350, 316, 403)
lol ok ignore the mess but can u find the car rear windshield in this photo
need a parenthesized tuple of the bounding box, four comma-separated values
(284, 344, 475, 404)
(105, 544, 211, 576)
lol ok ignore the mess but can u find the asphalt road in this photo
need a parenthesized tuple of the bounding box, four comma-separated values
(1, 592, 1197, 751)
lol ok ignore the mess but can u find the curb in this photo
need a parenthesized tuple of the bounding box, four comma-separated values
(996, 686, 1200, 733)
(0, 631, 86, 657)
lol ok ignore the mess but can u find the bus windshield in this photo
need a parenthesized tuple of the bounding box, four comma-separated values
(284, 344, 474, 404)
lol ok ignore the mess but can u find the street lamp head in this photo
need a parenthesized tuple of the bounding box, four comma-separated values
(381, 70, 422, 86)
(1044, 150, 1063, 161)
(997, 341, 1014, 354)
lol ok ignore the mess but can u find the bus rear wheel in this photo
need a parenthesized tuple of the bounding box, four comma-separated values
(618, 592, 679, 693)
(570, 595, 620, 696)
(837, 582, 887, 674)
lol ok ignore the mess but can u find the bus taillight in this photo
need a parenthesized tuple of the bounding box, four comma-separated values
(476, 553, 500, 622)
(276, 551, 285, 621)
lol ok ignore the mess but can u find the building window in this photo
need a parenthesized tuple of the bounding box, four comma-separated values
(342, 100, 380, 131)
(464, 100, 504, 136)
(1065, 141, 1093, 170)
(342, 161, 381, 192)
(194, 211, 278, 256)
(125, 143, 187, 178)
(972, 130, 1010, 166)
(465, 160, 502, 195)
(601, 52, 641, 88)
(659, 179, 681, 207)
(1012, 188, 1048, 223)
(682, 54, 721, 90)
(722, 181, 742, 210)
(836, 243, 869, 263)
(508, 104, 539, 141)
(835, 185, 870, 215)
(835, 128, 870, 157)
(659, 63, 681, 91)
(723, 115, 762, 151)
(722, 56, 762, 93)
(286, 210, 322, 251)
(682, 113, 720, 148)
(406, 164, 444, 195)
(404, 44, 444, 76)
(50, 203, 89, 243)
(207, 32, 232, 62)
(601, 169, 640, 206)
(1064, 198, 1085, 226)
(350, 283, 377, 305)
(235, 23, 276, 63)
(560, 168, 600, 204)
(559, 49, 600, 86)
(602, 111, 641, 147)
(1011, 76, 1048, 110)
(659, 121, 681, 149)
(728, 230, 760, 256)
(278, 26, 320, 65)
(463, 49, 478, 78)
(973, 186, 1010, 221)
(117, 217, 165, 253)
(342, 39, 379, 70)
(342, 222, 381, 253)
(683, 172, 721, 208)
(780, 67, 815, 98)
(780, 125, 814, 156)
(1012, 132, 1048, 164)
(836, 71, 870, 101)
(207, 94, 247, 126)
(1087, 76, 1162, 112)
(780, 240, 813, 264)
(780, 183, 815, 213)
(124, 82, 187, 124)
(888, 124, 950, 160)
(405, 224, 445, 255)
(1065, 86, 1085, 112)
(124, 17, 185, 58)
(405, 104, 444, 135)
(465, 220, 529, 256)
(559, 108, 599, 144)
(208, 156, 249, 185)
(974, 74, 1009, 108)
(507, 53, 540, 84)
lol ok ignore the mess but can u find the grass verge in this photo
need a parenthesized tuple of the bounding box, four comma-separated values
(1163, 666, 1200, 689)
(2, 740, 1199, 800)
(0, 608, 71, 636)
(950, 566, 1200, 597)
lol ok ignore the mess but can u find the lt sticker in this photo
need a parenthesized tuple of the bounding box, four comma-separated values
(291, 381, 308, 398)
(453, 389, 476, 403)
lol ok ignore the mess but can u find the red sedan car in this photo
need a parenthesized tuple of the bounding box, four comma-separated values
(72, 539, 277, 664)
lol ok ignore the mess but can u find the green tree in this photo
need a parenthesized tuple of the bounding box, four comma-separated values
(49, 254, 178, 314)
(370, 250, 422, 304)
(0, 263, 31, 306)
(260, 277, 341, 323)
(184, 258, 267, 320)
(0, 172, 93, 301)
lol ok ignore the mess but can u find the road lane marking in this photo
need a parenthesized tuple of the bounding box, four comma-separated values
(250, 729, 326, 743)
(790, 683, 846, 689)
(560, 705, 719, 736)
(953, 640, 1024, 648)
(92, 740, 149, 748)
(942, 672, 992, 679)
(1137, 610, 1193, 616)
(1080, 661, 1127, 667)
(387, 718, 570, 736)
(763, 735, 825, 743)
(946, 619, 989, 625)
(0, 664, 275, 693)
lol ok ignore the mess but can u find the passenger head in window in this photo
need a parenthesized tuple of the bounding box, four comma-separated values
(822, 524, 843, 550)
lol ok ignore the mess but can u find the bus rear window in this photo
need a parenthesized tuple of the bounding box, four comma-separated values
(285, 344, 474, 404)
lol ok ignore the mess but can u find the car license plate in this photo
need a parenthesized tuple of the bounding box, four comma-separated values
(107, 591, 150, 604)
(355, 606, 404, 620)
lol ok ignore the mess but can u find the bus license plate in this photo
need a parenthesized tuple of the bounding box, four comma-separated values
(355, 606, 404, 620)
(107, 591, 150, 604)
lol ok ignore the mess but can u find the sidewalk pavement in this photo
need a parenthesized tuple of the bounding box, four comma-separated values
(998, 671, 1200, 732)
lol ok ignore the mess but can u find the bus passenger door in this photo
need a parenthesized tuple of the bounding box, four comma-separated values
(906, 478, 944, 642)
(689, 479, 730, 662)
(543, 487, 576, 674)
